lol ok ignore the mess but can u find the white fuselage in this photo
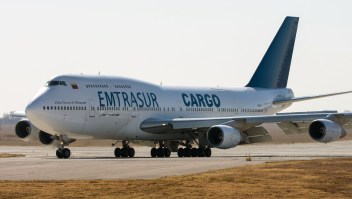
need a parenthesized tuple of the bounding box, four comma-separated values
(25, 75, 294, 141)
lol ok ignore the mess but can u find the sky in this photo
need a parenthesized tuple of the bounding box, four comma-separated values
(0, 0, 352, 115)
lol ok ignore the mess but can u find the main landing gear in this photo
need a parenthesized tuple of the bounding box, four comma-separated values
(114, 141, 135, 158)
(54, 135, 76, 159)
(149, 140, 212, 158)
(177, 147, 211, 157)
(150, 146, 171, 157)
(177, 137, 212, 157)
(56, 148, 71, 159)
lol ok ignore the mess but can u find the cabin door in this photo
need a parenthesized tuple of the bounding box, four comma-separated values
(88, 99, 95, 118)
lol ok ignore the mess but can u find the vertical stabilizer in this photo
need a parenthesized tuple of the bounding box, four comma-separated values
(246, 17, 299, 88)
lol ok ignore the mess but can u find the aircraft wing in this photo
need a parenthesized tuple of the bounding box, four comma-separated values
(140, 111, 352, 135)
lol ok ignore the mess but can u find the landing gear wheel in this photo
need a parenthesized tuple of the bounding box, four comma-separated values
(198, 147, 205, 157)
(56, 148, 70, 159)
(151, 147, 157, 157)
(114, 148, 121, 158)
(121, 148, 129, 157)
(128, 148, 135, 157)
(162, 148, 168, 157)
(177, 148, 184, 157)
(184, 147, 191, 157)
(156, 147, 165, 157)
(115, 141, 136, 158)
(56, 149, 63, 159)
(165, 148, 171, 157)
(191, 148, 198, 157)
(115, 146, 135, 158)
(205, 147, 212, 157)
(62, 148, 71, 159)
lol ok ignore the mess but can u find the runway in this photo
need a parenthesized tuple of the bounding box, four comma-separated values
(1, 140, 352, 180)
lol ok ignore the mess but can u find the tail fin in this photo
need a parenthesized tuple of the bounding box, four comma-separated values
(246, 16, 299, 88)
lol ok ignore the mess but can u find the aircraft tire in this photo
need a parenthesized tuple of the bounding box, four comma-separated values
(128, 148, 135, 157)
(191, 148, 198, 157)
(198, 147, 205, 157)
(114, 148, 121, 158)
(157, 147, 164, 157)
(121, 148, 129, 157)
(177, 148, 184, 157)
(56, 149, 63, 159)
(165, 148, 171, 157)
(184, 147, 191, 157)
(62, 148, 71, 159)
(151, 147, 157, 157)
(205, 148, 212, 157)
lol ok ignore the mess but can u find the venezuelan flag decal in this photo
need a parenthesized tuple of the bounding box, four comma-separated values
(71, 83, 78, 89)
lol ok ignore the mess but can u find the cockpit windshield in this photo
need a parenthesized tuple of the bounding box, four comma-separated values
(45, 81, 67, 87)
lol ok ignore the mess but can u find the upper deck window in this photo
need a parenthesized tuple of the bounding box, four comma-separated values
(45, 81, 67, 87)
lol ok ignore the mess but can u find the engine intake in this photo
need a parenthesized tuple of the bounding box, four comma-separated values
(39, 131, 55, 145)
(15, 119, 75, 147)
(206, 125, 242, 149)
(309, 119, 345, 143)
(15, 119, 40, 141)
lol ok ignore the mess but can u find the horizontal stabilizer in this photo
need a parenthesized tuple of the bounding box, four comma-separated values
(11, 111, 26, 118)
(273, 91, 352, 105)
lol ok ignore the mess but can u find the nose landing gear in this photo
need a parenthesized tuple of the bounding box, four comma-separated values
(56, 148, 71, 159)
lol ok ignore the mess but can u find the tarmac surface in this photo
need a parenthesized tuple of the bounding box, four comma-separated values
(1, 140, 352, 180)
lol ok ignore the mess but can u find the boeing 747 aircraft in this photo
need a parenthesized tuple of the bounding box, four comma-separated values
(15, 17, 352, 158)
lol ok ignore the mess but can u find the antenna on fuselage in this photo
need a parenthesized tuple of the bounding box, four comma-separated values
(98, 71, 101, 75)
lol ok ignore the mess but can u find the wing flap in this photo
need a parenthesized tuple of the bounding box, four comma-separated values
(277, 121, 310, 134)
(243, 127, 273, 144)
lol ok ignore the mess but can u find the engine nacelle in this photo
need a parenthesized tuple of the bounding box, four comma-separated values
(206, 125, 242, 149)
(15, 119, 40, 142)
(38, 131, 75, 148)
(309, 119, 346, 143)
(39, 131, 57, 146)
(15, 119, 74, 147)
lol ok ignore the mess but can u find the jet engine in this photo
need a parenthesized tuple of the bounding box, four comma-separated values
(206, 125, 242, 149)
(308, 119, 346, 143)
(15, 119, 40, 142)
(15, 119, 75, 147)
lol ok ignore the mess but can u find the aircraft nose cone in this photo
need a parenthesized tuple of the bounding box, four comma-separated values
(25, 97, 43, 122)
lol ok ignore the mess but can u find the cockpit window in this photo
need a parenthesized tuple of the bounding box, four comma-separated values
(45, 81, 67, 87)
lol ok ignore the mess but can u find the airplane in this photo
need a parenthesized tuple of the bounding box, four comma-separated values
(14, 16, 352, 159)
